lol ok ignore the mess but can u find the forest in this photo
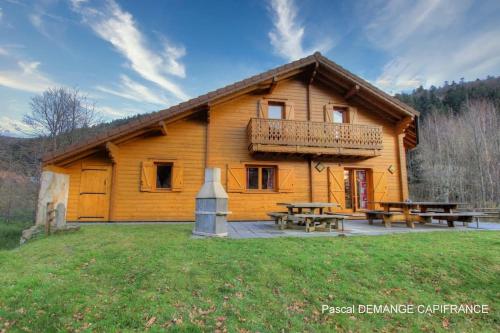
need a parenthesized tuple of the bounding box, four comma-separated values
(0, 77, 499, 224)
(396, 77, 500, 207)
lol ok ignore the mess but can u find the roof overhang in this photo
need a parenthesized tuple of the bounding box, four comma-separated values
(43, 52, 419, 165)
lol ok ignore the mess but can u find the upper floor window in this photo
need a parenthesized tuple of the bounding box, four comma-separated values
(268, 102, 285, 119)
(332, 108, 347, 123)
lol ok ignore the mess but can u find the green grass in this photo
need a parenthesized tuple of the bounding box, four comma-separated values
(0, 220, 33, 250)
(0, 225, 499, 332)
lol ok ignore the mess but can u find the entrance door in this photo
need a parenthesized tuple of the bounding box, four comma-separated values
(343, 169, 369, 212)
(78, 165, 111, 221)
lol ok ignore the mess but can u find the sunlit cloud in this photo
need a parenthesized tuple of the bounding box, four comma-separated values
(71, 0, 189, 101)
(96, 75, 169, 106)
(363, 0, 500, 92)
(0, 116, 36, 137)
(268, 0, 333, 61)
(0, 60, 56, 93)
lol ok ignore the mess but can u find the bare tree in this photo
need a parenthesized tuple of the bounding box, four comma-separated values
(408, 99, 500, 207)
(23, 87, 99, 151)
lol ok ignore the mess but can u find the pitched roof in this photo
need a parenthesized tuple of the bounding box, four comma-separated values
(43, 52, 418, 164)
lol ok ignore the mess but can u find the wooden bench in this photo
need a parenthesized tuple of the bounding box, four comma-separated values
(364, 210, 406, 228)
(294, 214, 347, 232)
(411, 212, 486, 228)
(325, 212, 350, 232)
(456, 208, 499, 222)
(267, 212, 289, 230)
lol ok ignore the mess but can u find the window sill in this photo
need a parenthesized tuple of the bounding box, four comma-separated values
(243, 190, 280, 194)
(151, 188, 182, 193)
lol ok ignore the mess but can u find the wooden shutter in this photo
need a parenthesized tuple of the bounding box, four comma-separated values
(140, 161, 154, 192)
(258, 99, 268, 118)
(284, 102, 295, 120)
(327, 166, 345, 210)
(227, 164, 245, 192)
(372, 170, 388, 209)
(278, 167, 295, 192)
(324, 104, 333, 122)
(172, 161, 184, 191)
(348, 106, 357, 123)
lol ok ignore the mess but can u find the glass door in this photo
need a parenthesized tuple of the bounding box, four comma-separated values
(355, 170, 368, 210)
(344, 169, 369, 212)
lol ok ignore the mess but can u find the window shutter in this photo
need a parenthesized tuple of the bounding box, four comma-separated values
(372, 170, 388, 209)
(140, 161, 154, 192)
(327, 166, 345, 211)
(258, 99, 268, 118)
(278, 167, 295, 192)
(284, 102, 295, 120)
(172, 161, 184, 191)
(227, 164, 245, 192)
(348, 106, 357, 123)
(324, 104, 333, 122)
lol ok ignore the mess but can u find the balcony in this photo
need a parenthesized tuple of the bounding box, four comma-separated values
(247, 118, 383, 158)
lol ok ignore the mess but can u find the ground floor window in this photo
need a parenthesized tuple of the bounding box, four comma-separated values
(156, 163, 172, 189)
(246, 165, 277, 191)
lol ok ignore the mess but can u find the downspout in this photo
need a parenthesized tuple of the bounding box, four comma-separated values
(205, 108, 211, 169)
(307, 68, 315, 202)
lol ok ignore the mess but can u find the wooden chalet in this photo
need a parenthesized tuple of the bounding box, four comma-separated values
(41, 53, 419, 222)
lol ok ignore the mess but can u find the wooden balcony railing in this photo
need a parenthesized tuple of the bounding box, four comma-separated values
(247, 118, 383, 155)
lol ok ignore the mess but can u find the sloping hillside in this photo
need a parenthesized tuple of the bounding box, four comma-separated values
(0, 226, 498, 331)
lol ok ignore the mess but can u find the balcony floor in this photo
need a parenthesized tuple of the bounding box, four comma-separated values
(249, 143, 382, 158)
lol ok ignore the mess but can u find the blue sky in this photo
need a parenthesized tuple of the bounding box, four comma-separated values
(1, 0, 500, 136)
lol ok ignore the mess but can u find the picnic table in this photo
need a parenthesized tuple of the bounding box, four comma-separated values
(368, 201, 481, 228)
(271, 202, 348, 232)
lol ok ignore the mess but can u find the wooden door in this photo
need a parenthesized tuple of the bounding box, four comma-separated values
(371, 170, 388, 210)
(327, 166, 345, 212)
(78, 165, 112, 221)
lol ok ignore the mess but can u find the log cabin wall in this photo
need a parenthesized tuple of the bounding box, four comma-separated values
(61, 76, 405, 222)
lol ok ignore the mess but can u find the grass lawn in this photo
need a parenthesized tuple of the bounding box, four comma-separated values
(0, 225, 498, 332)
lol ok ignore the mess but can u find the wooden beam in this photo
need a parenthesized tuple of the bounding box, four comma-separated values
(397, 133, 409, 200)
(309, 61, 319, 84)
(268, 76, 279, 93)
(58, 148, 101, 167)
(308, 158, 314, 202)
(43, 165, 69, 174)
(344, 84, 360, 100)
(105, 142, 120, 164)
(395, 116, 414, 135)
(158, 120, 168, 136)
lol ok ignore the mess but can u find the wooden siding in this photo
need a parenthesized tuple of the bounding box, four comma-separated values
(57, 76, 407, 222)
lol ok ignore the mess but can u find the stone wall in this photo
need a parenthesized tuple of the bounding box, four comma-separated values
(35, 171, 69, 226)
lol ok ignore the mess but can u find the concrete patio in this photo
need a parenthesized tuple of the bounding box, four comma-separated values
(226, 219, 498, 239)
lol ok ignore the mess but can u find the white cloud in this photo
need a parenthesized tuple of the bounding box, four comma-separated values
(0, 47, 8, 56)
(268, 0, 332, 61)
(0, 7, 3, 22)
(71, 0, 189, 101)
(0, 116, 36, 137)
(0, 60, 56, 93)
(364, 0, 500, 92)
(96, 75, 169, 105)
(97, 106, 129, 118)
